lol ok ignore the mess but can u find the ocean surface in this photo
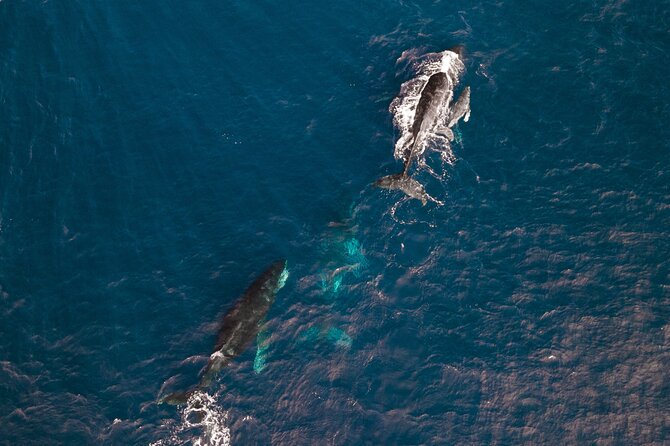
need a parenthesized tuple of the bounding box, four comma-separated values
(1, 0, 669, 444)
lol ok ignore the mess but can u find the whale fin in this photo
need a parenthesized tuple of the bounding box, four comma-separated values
(157, 388, 197, 406)
(374, 173, 431, 206)
(253, 323, 271, 374)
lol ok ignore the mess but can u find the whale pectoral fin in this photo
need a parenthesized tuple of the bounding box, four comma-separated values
(253, 346, 268, 374)
(253, 322, 271, 374)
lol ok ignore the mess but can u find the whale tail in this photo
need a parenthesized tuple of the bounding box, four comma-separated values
(374, 173, 435, 206)
(157, 388, 197, 406)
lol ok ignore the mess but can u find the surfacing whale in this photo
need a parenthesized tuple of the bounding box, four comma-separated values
(159, 260, 288, 405)
(376, 47, 470, 205)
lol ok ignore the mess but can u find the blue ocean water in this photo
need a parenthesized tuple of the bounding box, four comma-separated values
(1, 0, 669, 444)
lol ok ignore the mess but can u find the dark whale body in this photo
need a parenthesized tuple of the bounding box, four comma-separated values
(159, 260, 288, 405)
(403, 72, 449, 173)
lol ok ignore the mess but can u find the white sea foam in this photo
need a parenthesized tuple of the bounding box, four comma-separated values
(389, 50, 466, 167)
(151, 391, 230, 446)
(184, 392, 230, 446)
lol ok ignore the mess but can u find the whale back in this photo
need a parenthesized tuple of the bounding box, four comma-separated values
(411, 72, 449, 138)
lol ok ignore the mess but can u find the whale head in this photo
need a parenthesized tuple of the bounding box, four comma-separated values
(447, 45, 465, 58)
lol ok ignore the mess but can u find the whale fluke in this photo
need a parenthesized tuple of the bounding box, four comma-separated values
(375, 173, 437, 206)
(158, 389, 197, 406)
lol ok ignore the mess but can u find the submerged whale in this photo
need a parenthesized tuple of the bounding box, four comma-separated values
(159, 259, 288, 405)
(376, 47, 470, 204)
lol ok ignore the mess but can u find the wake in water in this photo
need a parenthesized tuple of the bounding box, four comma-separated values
(151, 392, 231, 446)
(376, 47, 471, 206)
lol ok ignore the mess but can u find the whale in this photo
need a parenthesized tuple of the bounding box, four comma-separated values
(159, 259, 288, 405)
(376, 47, 470, 204)
(375, 71, 450, 204)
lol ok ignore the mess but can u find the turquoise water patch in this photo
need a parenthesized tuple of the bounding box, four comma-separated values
(253, 326, 272, 374)
(325, 326, 352, 348)
(332, 274, 343, 293)
(343, 238, 368, 276)
(298, 325, 352, 350)
(319, 237, 368, 295)
(453, 126, 463, 145)
(253, 349, 267, 374)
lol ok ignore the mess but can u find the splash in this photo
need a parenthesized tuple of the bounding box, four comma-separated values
(252, 263, 287, 374)
(183, 392, 230, 446)
(151, 391, 230, 446)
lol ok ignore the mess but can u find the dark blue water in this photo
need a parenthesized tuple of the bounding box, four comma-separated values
(1, 1, 669, 444)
